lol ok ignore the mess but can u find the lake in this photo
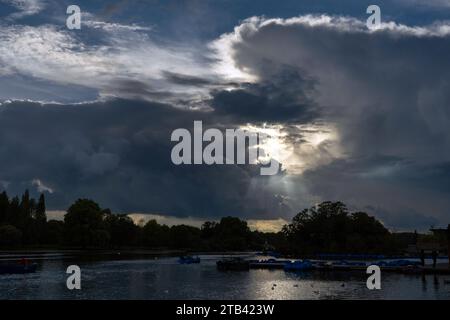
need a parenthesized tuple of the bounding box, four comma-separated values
(1, 253, 449, 299)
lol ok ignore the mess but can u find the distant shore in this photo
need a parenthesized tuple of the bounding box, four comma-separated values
(0, 248, 259, 258)
(1, 248, 448, 260)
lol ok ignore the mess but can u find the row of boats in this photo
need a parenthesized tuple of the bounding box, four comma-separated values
(177, 255, 426, 272)
(215, 257, 424, 272)
(0, 255, 425, 275)
(216, 258, 314, 271)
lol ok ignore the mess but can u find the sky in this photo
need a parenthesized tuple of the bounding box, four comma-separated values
(1, 0, 450, 231)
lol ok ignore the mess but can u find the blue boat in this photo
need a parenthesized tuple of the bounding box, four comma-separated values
(178, 256, 201, 264)
(284, 260, 314, 272)
(0, 263, 38, 275)
(334, 260, 367, 267)
(375, 259, 421, 267)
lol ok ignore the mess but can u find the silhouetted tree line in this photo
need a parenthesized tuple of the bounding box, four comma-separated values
(281, 201, 398, 255)
(0, 194, 263, 250)
(63, 199, 260, 250)
(0, 192, 414, 254)
(0, 190, 48, 246)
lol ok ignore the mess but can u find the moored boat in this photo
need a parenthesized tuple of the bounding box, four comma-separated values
(284, 260, 314, 272)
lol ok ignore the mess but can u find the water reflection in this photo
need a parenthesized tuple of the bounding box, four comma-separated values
(0, 254, 449, 300)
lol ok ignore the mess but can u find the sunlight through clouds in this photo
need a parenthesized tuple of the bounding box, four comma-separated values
(241, 123, 342, 175)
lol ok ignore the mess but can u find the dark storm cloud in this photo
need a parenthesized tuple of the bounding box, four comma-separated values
(0, 99, 289, 219)
(299, 157, 450, 230)
(365, 205, 440, 231)
(213, 16, 450, 228)
(210, 68, 319, 123)
(2, 9, 450, 229)
(163, 71, 216, 87)
(222, 17, 450, 164)
(102, 79, 176, 101)
(162, 71, 241, 90)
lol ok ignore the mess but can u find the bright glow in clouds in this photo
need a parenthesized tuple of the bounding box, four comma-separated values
(241, 123, 342, 174)
(0, 23, 215, 105)
(241, 124, 288, 165)
(209, 27, 258, 83)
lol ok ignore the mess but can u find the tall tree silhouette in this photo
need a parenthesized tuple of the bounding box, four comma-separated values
(35, 194, 47, 223)
(0, 191, 8, 224)
(7, 196, 20, 227)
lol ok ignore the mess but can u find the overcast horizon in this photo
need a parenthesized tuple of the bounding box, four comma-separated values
(1, 0, 450, 231)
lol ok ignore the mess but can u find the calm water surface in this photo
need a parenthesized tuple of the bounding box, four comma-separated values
(1, 253, 449, 300)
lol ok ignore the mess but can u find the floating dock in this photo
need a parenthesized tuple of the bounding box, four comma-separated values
(246, 259, 450, 275)
(249, 259, 288, 269)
